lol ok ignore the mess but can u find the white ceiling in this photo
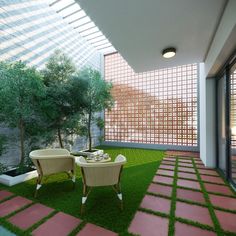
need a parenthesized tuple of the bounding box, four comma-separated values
(77, 0, 227, 72)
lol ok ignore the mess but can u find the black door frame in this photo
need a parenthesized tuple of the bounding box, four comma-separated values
(216, 50, 236, 187)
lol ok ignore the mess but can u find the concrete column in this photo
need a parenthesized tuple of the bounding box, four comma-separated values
(199, 63, 217, 167)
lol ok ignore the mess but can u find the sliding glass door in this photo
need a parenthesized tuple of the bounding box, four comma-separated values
(217, 52, 236, 186)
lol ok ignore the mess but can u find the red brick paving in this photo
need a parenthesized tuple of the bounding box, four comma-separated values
(157, 169, 175, 177)
(76, 223, 117, 236)
(178, 167, 196, 173)
(215, 210, 236, 233)
(201, 175, 225, 184)
(8, 203, 54, 230)
(148, 183, 172, 197)
(159, 164, 175, 170)
(0, 196, 32, 217)
(178, 172, 197, 180)
(177, 188, 205, 204)
(177, 179, 201, 190)
(204, 183, 233, 196)
(0, 190, 13, 201)
(209, 194, 236, 211)
(198, 169, 219, 176)
(153, 175, 173, 185)
(140, 195, 171, 214)
(176, 202, 213, 226)
(128, 211, 169, 236)
(175, 221, 216, 236)
(32, 212, 81, 236)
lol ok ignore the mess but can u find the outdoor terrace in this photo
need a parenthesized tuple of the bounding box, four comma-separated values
(0, 147, 236, 236)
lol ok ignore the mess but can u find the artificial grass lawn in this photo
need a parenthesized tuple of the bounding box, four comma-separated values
(0, 146, 164, 235)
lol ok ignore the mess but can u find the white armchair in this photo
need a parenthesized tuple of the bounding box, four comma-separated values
(76, 154, 127, 214)
(30, 149, 76, 197)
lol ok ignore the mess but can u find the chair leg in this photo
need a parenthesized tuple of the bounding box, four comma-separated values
(34, 175, 42, 198)
(114, 184, 123, 210)
(71, 170, 76, 189)
(81, 184, 88, 215)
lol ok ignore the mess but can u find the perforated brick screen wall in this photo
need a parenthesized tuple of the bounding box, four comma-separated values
(104, 53, 198, 147)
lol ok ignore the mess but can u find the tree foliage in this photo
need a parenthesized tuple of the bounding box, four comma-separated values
(78, 68, 114, 151)
(40, 50, 86, 148)
(0, 61, 45, 164)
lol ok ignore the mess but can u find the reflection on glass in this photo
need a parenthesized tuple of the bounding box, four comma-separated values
(218, 75, 227, 173)
(230, 66, 236, 183)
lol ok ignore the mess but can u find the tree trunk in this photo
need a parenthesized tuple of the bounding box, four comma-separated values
(19, 119, 25, 165)
(88, 111, 92, 151)
(58, 127, 64, 148)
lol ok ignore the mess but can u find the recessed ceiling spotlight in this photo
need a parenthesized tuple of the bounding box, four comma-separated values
(162, 47, 176, 58)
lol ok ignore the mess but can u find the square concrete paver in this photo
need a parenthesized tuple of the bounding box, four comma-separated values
(163, 157, 176, 162)
(0, 190, 13, 201)
(178, 167, 195, 173)
(177, 179, 201, 190)
(148, 183, 172, 197)
(32, 212, 81, 236)
(201, 175, 225, 184)
(157, 169, 175, 177)
(159, 164, 175, 170)
(162, 161, 176, 166)
(76, 223, 117, 236)
(196, 164, 205, 169)
(178, 162, 193, 168)
(204, 183, 233, 196)
(177, 189, 205, 204)
(176, 202, 213, 226)
(215, 210, 236, 233)
(179, 159, 192, 163)
(0, 196, 32, 217)
(178, 172, 197, 180)
(198, 169, 219, 176)
(153, 175, 173, 185)
(209, 194, 236, 211)
(194, 160, 204, 164)
(175, 222, 216, 236)
(8, 203, 54, 230)
(128, 211, 169, 236)
(140, 195, 171, 214)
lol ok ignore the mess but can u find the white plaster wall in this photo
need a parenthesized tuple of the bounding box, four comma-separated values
(199, 63, 207, 165)
(205, 0, 236, 77)
(205, 79, 216, 167)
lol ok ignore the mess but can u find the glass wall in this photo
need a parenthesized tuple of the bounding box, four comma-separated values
(230, 64, 236, 182)
(104, 53, 198, 148)
(217, 75, 227, 174)
(217, 52, 236, 186)
(0, 0, 101, 70)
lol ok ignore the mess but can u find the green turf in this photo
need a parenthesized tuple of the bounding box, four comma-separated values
(0, 146, 164, 235)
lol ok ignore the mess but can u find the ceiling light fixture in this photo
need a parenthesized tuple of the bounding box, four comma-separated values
(162, 47, 176, 58)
